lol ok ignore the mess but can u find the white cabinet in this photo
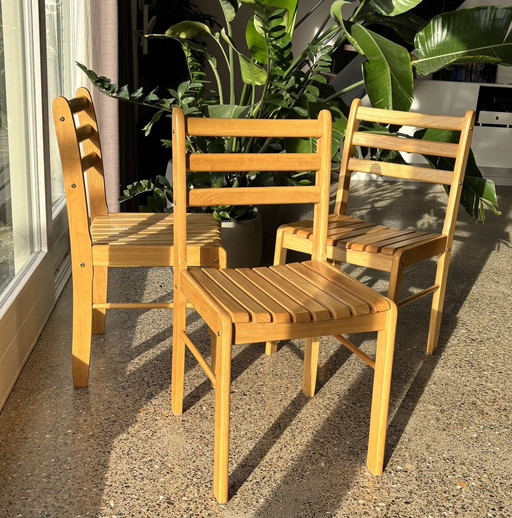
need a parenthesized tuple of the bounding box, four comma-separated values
(413, 80, 512, 186)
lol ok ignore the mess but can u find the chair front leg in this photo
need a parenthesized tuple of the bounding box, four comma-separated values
(71, 263, 94, 387)
(92, 266, 108, 334)
(171, 289, 187, 416)
(213, 321, 233, 504)
(367, 306, 397, 475)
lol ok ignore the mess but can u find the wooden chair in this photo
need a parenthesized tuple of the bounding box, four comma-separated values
(271, 99, 475, 356)
(52, 88, 226, 387)
(171, 107, 397, 503)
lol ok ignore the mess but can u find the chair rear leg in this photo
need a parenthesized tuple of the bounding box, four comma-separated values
(265, 228, 287, 355)
(426, 251, 451, 355)
(71, 266, 93, 387)
(367, 306, 397, 475)
(213, 322, 233, 504)
(171, 290, 187, 416)
(92, 266, 108, 334)
(303, 337, 320, 397)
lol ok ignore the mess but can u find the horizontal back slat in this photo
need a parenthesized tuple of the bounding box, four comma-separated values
(81, 152, 100, 172)
(187, 153, 320, 172)
(357, 106, 464, 131)
(69, 96, 90, 114)
(352, 132, 459, 158)
(76, 124, 94, 143)
(188, 186, 321, 207)
(186, 117, 323, 137)
(348, 158, 454, 185)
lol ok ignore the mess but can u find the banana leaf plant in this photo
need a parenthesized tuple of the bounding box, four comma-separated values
(79, 0, 511, 221)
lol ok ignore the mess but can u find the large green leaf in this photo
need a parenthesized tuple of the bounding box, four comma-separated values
(246, 15, 268, 64)
(362, 9, 425, 45)
(219, 0, 241, 23)
(221, 30, 268, 85)
(413, 6, 512, 76)
(351, 24, 414, 111)
(208, 104, 251, 118)
(238, 55, 268, 85)
(165, 21, 212, 39)
(368, 0, 422, 17)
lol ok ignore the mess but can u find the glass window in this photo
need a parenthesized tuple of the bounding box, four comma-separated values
(0, 2, 40, 296)
(45, 0, 89, 208)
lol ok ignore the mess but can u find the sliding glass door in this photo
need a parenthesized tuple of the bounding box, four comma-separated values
(0, 0, 90, 409)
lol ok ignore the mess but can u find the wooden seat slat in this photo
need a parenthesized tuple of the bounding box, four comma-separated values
(269, 265, 352, 319)
(203, 269, 272, 323)
(345, 229, 418, 250)
(286, 263, 372, 317)
(380, 233, 441, 255)
(329, 225, 387, 245)
(235, 268, 311, 323)
(302, 261, 391, 312)
(219, 270, 292, 323)
(253, 267, 331, 321)
(189, 269, 250, 323)
(344, 228, 411, 250)
(364, 231, 430, 253)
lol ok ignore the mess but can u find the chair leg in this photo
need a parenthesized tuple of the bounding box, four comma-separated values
(387, 256, 404, 303)
(210, 332, 217, 387)
(171, 289, 187, 416)
(367, 307, 397, 475)
(213, 322, 233, 504)
(426, 251, 451, 355)
(303, 337, 320, 397)
(92, 266, 108, 334)
(218, 246, 227, 269)
(265, 228, 287, 355)
(71, 265, 93, 387)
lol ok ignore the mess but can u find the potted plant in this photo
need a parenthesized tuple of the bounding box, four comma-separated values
(79, 0, 509, 240)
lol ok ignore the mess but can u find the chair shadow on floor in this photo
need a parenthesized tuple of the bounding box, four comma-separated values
(246, 183, 510, 516)
(1, 185, 508, 517)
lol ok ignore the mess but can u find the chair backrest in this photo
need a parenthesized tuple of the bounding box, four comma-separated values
(52, 88, 108, 250)
(336, 99, 475, 238)
(171, 108, 332, 273)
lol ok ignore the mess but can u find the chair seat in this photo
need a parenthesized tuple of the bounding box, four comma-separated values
(90, 212, 222, 267)
(186, 260, 390, 324)
(91, 212, 221, 245)
(281, 214, 442, 255)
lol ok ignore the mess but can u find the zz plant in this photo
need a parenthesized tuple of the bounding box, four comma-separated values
(79, 0, 512, 221)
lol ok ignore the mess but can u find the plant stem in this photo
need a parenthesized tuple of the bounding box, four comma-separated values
(312, 13, 331, 42)
(350, 0, 369, 22)
(322, 79, 365, 102)
(225, 22, 235, 104)
(210, 62, 225, 104)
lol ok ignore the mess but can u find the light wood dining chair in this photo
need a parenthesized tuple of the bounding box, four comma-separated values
(52, 88, 226, 387)
(171, 107, 397, 503)
(270, 99, 475, 356)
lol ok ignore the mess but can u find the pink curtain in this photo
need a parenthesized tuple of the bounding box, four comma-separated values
(89, 0, 120, 212)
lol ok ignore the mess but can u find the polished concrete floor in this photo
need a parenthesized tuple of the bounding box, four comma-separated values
(1, 182, 511, 517)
